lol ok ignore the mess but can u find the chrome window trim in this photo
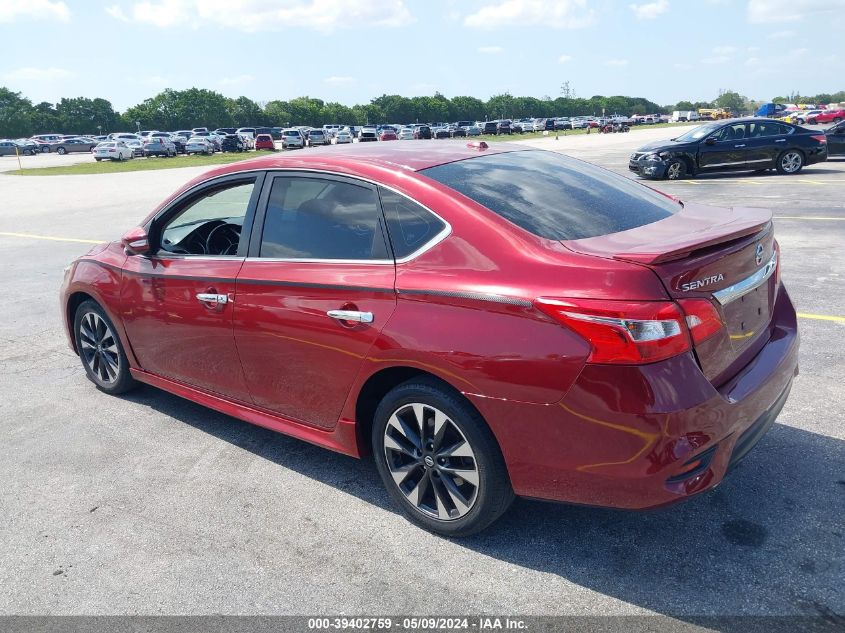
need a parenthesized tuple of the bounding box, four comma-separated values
(712, 252, 778, 306)
(253, 168, 453, 265)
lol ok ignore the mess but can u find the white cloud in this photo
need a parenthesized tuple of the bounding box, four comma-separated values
(767, 29, 794, 38)
(604, 58, 629, 67)
(105, 4, 130, 21)
(557, 54, 574, 64)
(748, 0, 845, 23)
(464, 0, 594, 29)
(0, 0, 69, 22)
(105, 0, 414, 32)
(219, 74, 255, 86)
(745, 57, 760, 67)
(629, 0, 669, 20)
(324, 76, 356, 85)
(2, 67, 75, 81)
(478, 45, 504, 54)
(673, 62, 692, 69)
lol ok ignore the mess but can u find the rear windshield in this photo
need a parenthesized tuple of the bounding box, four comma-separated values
(421, 150, 681, 241)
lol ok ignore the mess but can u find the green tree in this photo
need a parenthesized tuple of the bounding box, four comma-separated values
(0, 87, 34, 137)
(449, 96, 485, 121)
(227, 96, 264, 127)
(714, 90, 745, 114)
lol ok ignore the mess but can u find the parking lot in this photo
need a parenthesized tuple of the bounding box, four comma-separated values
(0, 128, 842, 622)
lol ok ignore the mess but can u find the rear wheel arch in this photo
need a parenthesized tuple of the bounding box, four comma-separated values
(354, 366, 491, 458)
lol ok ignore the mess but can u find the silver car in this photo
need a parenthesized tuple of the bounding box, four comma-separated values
(281, 129, 304, 149)
(185, 137, 214, 155)
(48, 137, 97, 154)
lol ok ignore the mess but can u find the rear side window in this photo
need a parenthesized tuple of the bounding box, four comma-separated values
(378, 188, 446, 259)
(259, 177, 389, 260)
(421, 150, 681, 240)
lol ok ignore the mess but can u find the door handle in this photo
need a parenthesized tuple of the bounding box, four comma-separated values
(734, 144, 746, 148)
(775, 139, 786, 142)
(327, 309, 373, 323)
(196, 293, 228, 305)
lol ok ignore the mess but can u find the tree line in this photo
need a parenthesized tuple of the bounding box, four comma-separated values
(2, 86, 844, 137)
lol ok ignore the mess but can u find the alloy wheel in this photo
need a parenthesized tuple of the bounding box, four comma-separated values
(78, 311, 120, 384)
(781, 151, 802, 173)
(383, 403, 480, 521)
(666, 161, 683, 179)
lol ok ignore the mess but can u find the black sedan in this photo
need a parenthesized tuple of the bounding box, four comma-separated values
(826, 121, 845, 156)
(220, 134, 246, 152)
(629, 118, 828, 179)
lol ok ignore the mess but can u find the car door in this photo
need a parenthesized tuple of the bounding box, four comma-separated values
(698, 122, 749, 171)
(828, 122, 845, 155)
(233, 172, 397, 429)
(744, 120, 791, 168)
(120, 174, 264, 401)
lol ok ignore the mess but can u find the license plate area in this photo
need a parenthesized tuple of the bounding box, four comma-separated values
(721, 281, 772, 351)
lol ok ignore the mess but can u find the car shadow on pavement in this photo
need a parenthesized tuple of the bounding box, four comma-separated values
(122, 386, 844, 623)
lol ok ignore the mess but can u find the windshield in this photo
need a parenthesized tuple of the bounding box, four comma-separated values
(673, 122, 723, 142)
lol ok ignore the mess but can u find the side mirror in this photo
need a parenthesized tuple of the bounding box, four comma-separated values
(121, 226, 150, 256)
(704, 136, 717, 146)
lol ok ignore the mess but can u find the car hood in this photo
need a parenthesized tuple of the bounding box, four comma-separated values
(636, 138, 696, 153)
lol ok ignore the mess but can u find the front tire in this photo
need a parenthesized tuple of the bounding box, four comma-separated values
(73, 300, 136, 395)
(776, 150, 804, 174)
(665, 158, 687, 180)
(57, 147, 67, 155)
(372, 378, 514, 537)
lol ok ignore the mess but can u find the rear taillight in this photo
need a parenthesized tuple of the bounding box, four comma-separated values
(534, 298, 691, 364)
(810, 135, 827, 144)
(773, 239, 781, 287)
(677, 299, 724, 345)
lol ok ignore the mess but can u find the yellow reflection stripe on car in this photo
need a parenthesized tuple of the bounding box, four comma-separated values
(774, 216, 845, 221)
(0, 231, 101, 244)
(797, 312, 845, 323)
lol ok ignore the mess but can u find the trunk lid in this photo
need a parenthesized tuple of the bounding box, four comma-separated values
(565, 202, 777, 385)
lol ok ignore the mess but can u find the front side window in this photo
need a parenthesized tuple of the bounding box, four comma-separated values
(711, 123, 748, 142)
(159, 180, 256, 256)
(259, 177, 388, 260)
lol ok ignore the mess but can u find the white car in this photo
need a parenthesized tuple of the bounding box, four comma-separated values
(335, 129, 353, 144)
(398, 127, 415, 140)
(185, 137, 214, 155)
(93, 141, 133, 161)
(281, 129, 304, 149)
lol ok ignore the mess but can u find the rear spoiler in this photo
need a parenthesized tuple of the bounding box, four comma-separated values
(565, 203, 773, 265)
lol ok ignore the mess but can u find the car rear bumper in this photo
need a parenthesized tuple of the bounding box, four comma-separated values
(468, 285, 800, 510)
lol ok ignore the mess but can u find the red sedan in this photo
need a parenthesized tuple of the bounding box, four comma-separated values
(60, 142, 799, 536)
(379, 129, 398, 141)
(254, 133, 275, 151)
(808, 109, 844, 124)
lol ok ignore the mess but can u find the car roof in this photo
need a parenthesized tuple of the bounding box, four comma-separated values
(179, 142, 524, 186)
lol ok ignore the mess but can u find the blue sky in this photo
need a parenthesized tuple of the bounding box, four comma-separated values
(1, 0, 843, 111)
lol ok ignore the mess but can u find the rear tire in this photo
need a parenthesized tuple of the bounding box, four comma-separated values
(372, 378, 514, 537)
(776, 150, 804, 174)
(57, 147, 67, 155)
(73, 300, 137, 395)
